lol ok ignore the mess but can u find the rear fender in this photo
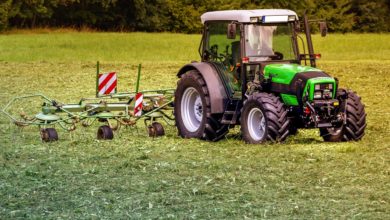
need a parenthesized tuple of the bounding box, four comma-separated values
(177, 62, 227, 113)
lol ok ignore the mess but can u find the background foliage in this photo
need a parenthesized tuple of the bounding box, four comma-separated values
(0, 0, 390, 33)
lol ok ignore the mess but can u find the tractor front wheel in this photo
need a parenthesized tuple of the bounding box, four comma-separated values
(175, 70, 228, 141)
(320, 90, 366, 142)
(241, 93, 290, 144)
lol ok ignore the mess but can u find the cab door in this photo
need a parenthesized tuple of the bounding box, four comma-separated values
(202, 21, 242, 97)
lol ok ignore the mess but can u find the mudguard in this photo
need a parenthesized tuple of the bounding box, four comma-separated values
(177, 62, 227, 113)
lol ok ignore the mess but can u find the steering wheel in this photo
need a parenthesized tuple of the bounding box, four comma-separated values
(204, 45, 220, 60)
(205, 44, 226, 61)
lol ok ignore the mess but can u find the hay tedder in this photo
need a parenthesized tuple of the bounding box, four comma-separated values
(1, 62, 175, 142)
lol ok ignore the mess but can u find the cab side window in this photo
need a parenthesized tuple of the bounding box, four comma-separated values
(206, 22, 241, 68)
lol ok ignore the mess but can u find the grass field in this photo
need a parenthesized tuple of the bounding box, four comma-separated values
(0, 31, 389, 219)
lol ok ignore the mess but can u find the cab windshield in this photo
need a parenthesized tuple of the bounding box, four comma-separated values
(245, 23, 295, 61)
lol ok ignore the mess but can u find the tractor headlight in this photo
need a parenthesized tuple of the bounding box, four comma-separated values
(314, 91, 322, 99)
(313, 83, 334, 99)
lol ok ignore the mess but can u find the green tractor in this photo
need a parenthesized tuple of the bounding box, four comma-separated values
(174, 9, 366, 143)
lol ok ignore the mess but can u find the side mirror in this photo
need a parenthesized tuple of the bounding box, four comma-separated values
(319, 22, 327, 37)
(227, 23, 236, 39)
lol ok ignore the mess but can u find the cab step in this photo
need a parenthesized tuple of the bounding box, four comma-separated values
(221, 100, 241, 125)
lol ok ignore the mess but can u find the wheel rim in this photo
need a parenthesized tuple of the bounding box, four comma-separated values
(247, 107, 266, 141)
(181, 87, 203, 132)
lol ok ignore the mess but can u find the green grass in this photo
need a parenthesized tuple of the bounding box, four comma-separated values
(0, 32, 389, 219)
(0, 32, 201, 63)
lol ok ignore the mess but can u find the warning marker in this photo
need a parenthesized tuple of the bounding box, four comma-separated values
(98, 72, 117, 95)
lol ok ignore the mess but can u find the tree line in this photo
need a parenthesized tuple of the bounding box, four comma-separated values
(0, 0, 389, 33)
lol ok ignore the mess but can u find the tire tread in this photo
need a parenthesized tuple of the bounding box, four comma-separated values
(241, 92, 290, 143)
(175, 70, 228, 141)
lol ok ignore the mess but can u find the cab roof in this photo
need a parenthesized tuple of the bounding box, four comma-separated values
(201, 9, 298, 24)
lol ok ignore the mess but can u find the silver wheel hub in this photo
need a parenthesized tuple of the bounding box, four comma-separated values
(181, 87, 203, 132)
(247, 107, 266, 141)
(194, 96, 203, 121)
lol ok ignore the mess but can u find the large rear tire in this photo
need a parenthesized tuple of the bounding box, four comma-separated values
(320, 90, 366, 142)
(175, 70, 228, 141)
(241, 92, 290, 144)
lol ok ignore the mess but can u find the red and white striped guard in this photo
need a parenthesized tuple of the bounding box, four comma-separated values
(98, 72, 117, 95)
(134, 92, 143, 117)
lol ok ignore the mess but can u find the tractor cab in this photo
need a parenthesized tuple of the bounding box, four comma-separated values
(200, 9, 324, 98)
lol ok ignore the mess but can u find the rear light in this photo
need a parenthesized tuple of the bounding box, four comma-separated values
(242, 57, 249, 63)
(314, 54, 321, 59)
(304, 106, 311, 115)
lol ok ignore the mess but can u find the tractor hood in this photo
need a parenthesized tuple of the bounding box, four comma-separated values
(263, 63, 337, 105)
(263, 63, 323, 84)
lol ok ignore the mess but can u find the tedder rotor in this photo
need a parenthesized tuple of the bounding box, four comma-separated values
(1, 62, 175, 142)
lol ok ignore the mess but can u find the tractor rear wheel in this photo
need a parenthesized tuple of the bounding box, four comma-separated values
(241, 92, 290, 144)
(175, 70, 228, 141)
(320, 90, 366, 142)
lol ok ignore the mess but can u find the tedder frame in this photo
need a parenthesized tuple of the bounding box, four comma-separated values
(1, 63, 175, 142)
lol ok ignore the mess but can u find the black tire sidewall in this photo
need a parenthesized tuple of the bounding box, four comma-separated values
(47, 128, 58, 141)
(42, 128, 58, 142)
(320, 89, 365, 142)
(152, 122, 165, 136)
(98, 125, 113, 140)
(174, 74, 207, 138)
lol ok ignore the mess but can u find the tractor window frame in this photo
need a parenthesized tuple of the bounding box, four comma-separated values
(242, 22, 299, 62)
